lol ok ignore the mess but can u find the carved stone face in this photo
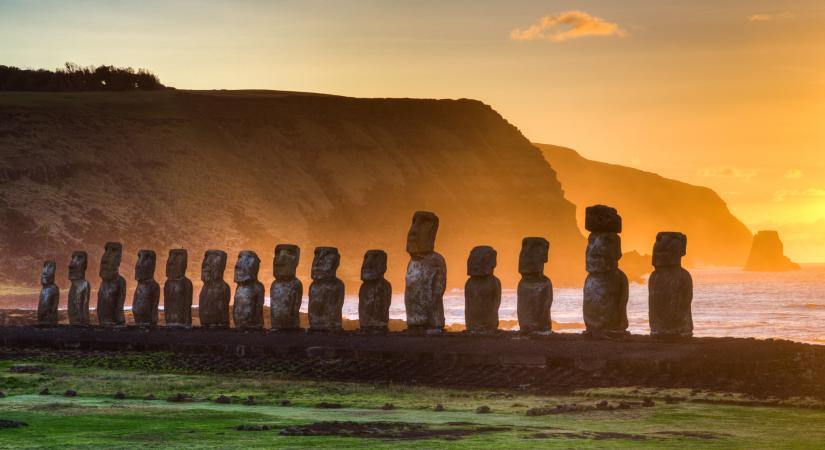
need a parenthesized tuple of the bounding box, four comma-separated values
(586, 232, 622, 273)
(406, 211, 439, 255)
(201, 250, 227, 282)
(311, 247, 340, 281)
(652, 232, 687, 267)
(99, 242, 123, 280)
(467, 246, 497, 277)
(361, 249, 387, 281)
(234, 250, 260, 283)
(68, 251, 88, 281)
(134, 250, 157, 281)
(585, 204, 622, 233)
(274, 244, 300, 279)
(40, 260, 56, 285)
(166, 249, 188, 279)
(519, 237, 549, 275)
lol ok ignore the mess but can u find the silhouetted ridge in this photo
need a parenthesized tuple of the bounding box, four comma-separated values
(0, 63, 165, 91)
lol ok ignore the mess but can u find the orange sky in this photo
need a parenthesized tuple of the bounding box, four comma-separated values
(1, 0, 824, 261)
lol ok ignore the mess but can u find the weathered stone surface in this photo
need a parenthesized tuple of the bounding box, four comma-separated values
(308, 247, 345, 332)
(37, 260, 59, 326)
(199, 250, 231, 328)
(585, 233, 622, 273)
(132, 250, 160, 327)
(233, 251, 264, 329)
(96, 242, 126, 326)
(67, 251, 90, 326)
(649, 232, 693, 338)
(465, 246, 501, 332)
(517, 237, 553, 333)
(164, 249, 193, 328)
(404, 211, 446, 331)
(585, 204, 622, 233)
(358, 250, 391, 331)
(583, 222, 629, 336)
(270, 244, 303, 331)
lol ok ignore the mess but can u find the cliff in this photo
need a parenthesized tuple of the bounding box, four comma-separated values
(537, 144, 753, 267)
(744, 230, 801, 272)
(0, 90, 584, 301)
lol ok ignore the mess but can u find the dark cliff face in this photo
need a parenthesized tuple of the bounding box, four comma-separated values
(538, 144, 753, 267)
(744, 230, 800, 272)
(0, 90, 584, 299)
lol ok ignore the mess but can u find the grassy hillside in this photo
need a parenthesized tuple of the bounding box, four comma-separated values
(538, 144, 753, 267)
(0, 91, 584, 301)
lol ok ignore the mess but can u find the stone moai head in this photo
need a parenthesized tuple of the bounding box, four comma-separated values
(585, 205, 622, 233)
(361, 250, 387, 281)
(99, 242, 123, 280)
(519, 237, 549, 275)
(406, 211, 439, 255)
(134, 250, 157, 281)
(234, 251, 260, 283)
(273, 244, 300, 279)
(166, 249, 188, 279)
(586, 233, 622, 273)
(311, 247, 340, 281)
(201, 250, 227, 283)
(68, 251, 88, 281)
(467, 246, 497, 277)
(652, 232, 687, 268)
(40, 260, 56, 286)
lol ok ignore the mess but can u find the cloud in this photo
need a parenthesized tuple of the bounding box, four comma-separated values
(748, 12, 795, 22)
(510, 11, 627, 42)
(773, 188, 825, 202)
(784, 169, 804, 179)
(698, 167, 758, 181)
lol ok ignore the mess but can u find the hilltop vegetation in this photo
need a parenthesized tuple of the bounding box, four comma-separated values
(0, 63, 165, 91)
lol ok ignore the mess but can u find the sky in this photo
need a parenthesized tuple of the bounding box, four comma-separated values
(1, 0, 824, 261)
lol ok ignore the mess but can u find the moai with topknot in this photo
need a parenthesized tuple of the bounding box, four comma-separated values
(233, 251, 265, 329)
(404, 211, 447, 332)
(308, 247, 345, 332)
(517, 237, 553, 334)
(583, 205, 629, 338)
(164, 249, 193, 327)
(132, 250, 160, 327)
(358, 249, 392, 333)
(464, 246, 501, 333)
(199, 250, 231, 328)
(97, 242, 127, 326)
(649, 232, 693, 338)
(37, 260, 59, 326)
(270, 244, 303, 331)
(67, 251, 91, 326)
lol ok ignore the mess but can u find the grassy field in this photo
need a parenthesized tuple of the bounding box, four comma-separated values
(1, 354, 825, 448)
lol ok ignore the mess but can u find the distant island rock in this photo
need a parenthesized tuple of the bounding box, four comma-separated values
(744, 230, 801, 272)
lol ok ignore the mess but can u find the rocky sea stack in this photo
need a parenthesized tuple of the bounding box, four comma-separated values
(743, 230, 800, 272)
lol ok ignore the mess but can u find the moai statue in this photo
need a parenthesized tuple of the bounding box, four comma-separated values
(270, 244, 303, 331)
(132, 250, 160, 327)
(97, 242, 126, 326)
(517, 237, 553, 334)
(464, 246, 501, 332)
(164, 249, 193, 328)
(582, 205, 629, 338)
(649, 232, 693, 338)
(358, 250, 392, 332)
(199, 250, 231, 328)
(308, 247, 345, 332)
(67, 251, 91, 326)
(233, 250, 265, 329)
(37, 260, 59, 326)
(404, 211, 446, 332)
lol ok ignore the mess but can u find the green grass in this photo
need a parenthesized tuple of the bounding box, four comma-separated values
(2, 356, 825, 448)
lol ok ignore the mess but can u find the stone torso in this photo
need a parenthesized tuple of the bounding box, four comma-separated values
(583, 270, 629, 334)
(308, 279, 345, 331)
(649, 267, 693, 337)
(37, 285, 60, 325)
(132, 280, 160, 326)
(270, 279, 303, 330)
(199, 281, 231, 327)
(164, 278, 193, 327)
(465, 276, 501, 332)
(358, 279, 392, 330)
(97, 276, 126, 326)
(68, 280, 90, 325)
(404, 252, 446, 329)
(517, 275, 553, 333)
(233, 282, 265, 329)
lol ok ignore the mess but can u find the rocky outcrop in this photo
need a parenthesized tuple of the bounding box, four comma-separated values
(744, 231, 800, 272)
